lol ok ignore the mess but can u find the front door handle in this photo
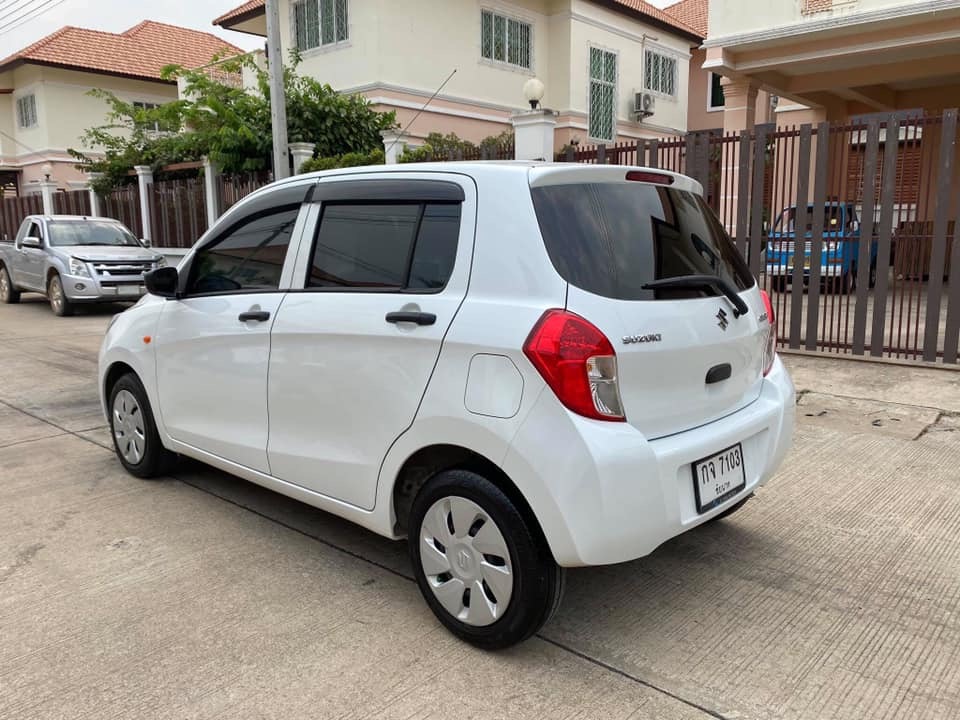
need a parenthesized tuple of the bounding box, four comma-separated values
(238, 310, 271, 323)
(385, 311, 436, 326)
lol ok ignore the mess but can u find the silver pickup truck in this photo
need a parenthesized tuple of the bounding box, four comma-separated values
(0, 215, 166, 316)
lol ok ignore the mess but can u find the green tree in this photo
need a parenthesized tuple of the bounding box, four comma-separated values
(70, 53, 396, 191)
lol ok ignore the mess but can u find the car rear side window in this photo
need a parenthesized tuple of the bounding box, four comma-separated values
(307, 202, 461, 291)
(531, 183, 754, 301)
(187, 206, 300, 294)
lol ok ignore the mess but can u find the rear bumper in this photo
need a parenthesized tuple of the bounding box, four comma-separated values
(503, 356, 795, 567)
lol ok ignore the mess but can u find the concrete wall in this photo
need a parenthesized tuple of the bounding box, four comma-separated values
(709, 0, 907, 40)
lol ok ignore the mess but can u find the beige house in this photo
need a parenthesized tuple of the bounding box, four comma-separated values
(0, 21, 242, 195)
(214, 0, 703, 151)
(701, 0, 960, 132)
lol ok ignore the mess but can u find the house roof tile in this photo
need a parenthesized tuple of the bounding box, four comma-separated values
(212, 0, 702, 39)
(0, 20, 244, 81)
(663, 0, 708, 37)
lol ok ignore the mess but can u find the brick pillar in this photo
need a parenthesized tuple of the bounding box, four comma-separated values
(134, 165, 153, 243)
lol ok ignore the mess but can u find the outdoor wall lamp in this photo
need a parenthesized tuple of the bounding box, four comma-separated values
(523, 77, 545, 110)
(41, 163, 53, 181)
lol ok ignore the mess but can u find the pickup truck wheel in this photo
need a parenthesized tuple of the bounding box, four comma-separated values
(109, 373, 176, 479)
(48, 274, 74, 316)
(409, 469, 564, 650)
(0, 266, 20, 304)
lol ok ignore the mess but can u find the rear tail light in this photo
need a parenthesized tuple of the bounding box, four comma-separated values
(760, 290, 776, 376)
(626, 170, 675, 185)
(523, 309, 625, 422)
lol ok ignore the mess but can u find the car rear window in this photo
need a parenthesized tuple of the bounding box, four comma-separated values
(531, 183, 754, 301)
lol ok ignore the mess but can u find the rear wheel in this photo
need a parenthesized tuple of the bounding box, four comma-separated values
(409, 469, 564, 649)
(0, 265, 20, 304)
(770, 276, 787, 293)
(48, 274, 74, 316)
(108, 373, 176, 478)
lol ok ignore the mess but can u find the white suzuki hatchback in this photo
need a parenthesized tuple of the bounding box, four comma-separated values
(99, 163, 795, 648)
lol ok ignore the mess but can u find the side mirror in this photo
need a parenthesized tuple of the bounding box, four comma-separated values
(22, 236, 41, 249)
(139, 237, 152, 248)
(144, 266, 179, 298)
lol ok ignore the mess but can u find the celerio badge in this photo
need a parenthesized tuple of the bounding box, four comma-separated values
(622, 333, 662, 345)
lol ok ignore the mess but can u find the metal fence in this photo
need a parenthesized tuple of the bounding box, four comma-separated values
(148, 177, 208, 249)
(0, 194, 43, 242)
(561, 111, 960, 365)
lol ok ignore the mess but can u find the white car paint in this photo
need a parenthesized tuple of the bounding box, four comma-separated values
(99, 162, 795, 568)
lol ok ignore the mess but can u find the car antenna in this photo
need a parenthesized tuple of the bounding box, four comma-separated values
(386, 68, 457, 155)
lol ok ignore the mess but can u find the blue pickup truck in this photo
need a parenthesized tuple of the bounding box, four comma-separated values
(765, 202, 878, 293)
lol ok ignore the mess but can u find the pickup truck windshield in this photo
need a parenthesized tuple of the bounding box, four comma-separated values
(47, 221, 140, 247)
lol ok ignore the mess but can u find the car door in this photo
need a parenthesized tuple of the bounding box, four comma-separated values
(154, 184, 312, 473)
(14, 220, 46, 290)
(267, 175, 475, 509)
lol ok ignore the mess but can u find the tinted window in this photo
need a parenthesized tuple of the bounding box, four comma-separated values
(308, 202, 461, 290)
(531, 183, 753, 301)
(188, 207, 299, 294)
(409, 204, 460, 290)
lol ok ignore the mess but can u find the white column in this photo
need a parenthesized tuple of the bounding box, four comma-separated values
(289, 142, 316, 174)
(134, 165, 153, 242)
(202, 156, 220, 227)
(37, 180, 56, 215)
(87, 172, 103, 217)
(511, 109, 558, 161)
(381, 130, 406, 165)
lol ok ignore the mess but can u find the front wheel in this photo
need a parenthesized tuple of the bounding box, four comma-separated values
(0, 265, 20, 304)
(409, 470, 564, 649)
(48, 274, 74, 316)
(109, 373, 176, 478)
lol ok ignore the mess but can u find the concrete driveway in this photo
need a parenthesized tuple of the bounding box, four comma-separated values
(2, 295, 959, 720)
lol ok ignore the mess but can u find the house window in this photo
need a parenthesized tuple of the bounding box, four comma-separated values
(588, 47, 616, 142)
(133, 101, 162, 132)
(293, 0, 348, 51)
(709, 73, 725, 110)
(481, 10, 531, 70)
(644, 50, 677, 97)
(16, 94, 37, 129)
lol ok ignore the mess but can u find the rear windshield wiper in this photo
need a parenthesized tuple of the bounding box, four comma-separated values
(642, 274, 749, 318)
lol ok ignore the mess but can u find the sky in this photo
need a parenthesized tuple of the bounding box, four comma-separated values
(2, 0, 675, 55)
(0, 0, 265, 53)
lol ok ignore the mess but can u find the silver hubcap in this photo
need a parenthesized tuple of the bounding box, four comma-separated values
(50, 278, 62, 312)
(112, 389, 146, 465)
(420, 496, 513, 627)
(0, 270, 8, 298)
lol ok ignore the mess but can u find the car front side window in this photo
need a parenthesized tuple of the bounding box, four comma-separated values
(187, 206, 300, 295)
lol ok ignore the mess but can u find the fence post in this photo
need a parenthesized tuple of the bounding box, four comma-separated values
(37, 180, 56, 216)
(202, 157, 221, 228)
(87, 173, 102, 217)
(597, 144, 606, 164)
(289, 142, 316, 174)
(134, 165, 153, 243)
(512, 109, 557, 161)
(381, 130, 405, 165)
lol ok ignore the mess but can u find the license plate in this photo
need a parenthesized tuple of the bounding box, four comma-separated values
(692, 443, 746, 513)
(117, 285, 141, 296)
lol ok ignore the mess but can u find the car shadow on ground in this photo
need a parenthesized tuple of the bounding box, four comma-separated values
(13, 294, 134, 317)
(168, 456, 779, 639)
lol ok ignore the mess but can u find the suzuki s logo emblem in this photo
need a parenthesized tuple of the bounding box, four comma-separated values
(456, 549, 472, 572)
(717, 308, 729, 331)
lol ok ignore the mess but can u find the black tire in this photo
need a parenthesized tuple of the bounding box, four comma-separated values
(409, 469, 564, 650)
(48, 273, 74, 316)
(830, 269, 854, 295)
(108, 372, 176, 478)
(770, 276, 788, 293)
(868, 262, 877, 289)
(0, 264, 20, 303)
(706, 494, 753, 523)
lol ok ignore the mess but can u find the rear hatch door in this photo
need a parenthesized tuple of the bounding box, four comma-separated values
(530, 169, 768, 439)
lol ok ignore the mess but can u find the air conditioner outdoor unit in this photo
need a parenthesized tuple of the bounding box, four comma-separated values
(634, 91, 655, 119)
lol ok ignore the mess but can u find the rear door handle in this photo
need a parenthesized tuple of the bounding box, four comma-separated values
(238, 310, 271, 323)
(385, 311, 436, 326)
